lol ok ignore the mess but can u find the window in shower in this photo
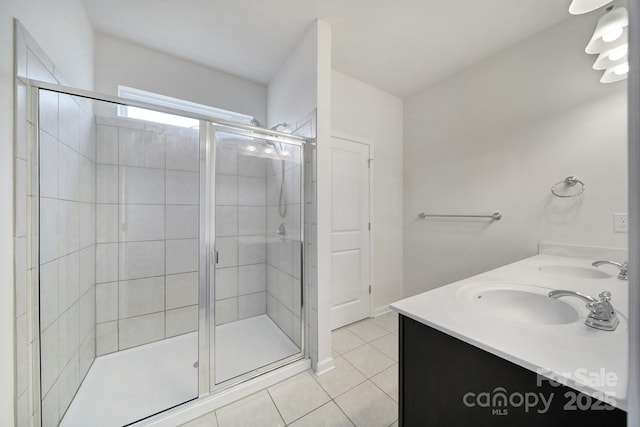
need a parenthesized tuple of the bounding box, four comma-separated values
(37, 88, 201, 427)
(211, 128, 304, 386)
(117, 85, 253, 128)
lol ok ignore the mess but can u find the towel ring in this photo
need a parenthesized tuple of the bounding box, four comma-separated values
(551, 176, 586, 198)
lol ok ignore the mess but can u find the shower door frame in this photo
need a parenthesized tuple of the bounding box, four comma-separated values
(29, 80, 309, 424)
(207, 123, 307, 392)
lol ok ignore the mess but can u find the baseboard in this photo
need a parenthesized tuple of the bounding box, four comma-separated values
(372, 305, 392, 317)
(314, 356, 335, 376)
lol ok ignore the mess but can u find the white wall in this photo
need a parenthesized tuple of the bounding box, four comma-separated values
(403, 14, 628, 297)
(314, 20, 333, 375)
(0, 1, 94, 425)
(331, 71, 404, 313)
(94, 34, 267, 124)
(266, 24, 318, 128)
(267, 19, 334, 374)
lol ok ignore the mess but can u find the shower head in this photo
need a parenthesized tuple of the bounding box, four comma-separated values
(265, 140, 282, 155)
(249, 118, 288, 132)
(270, 122, 288, 131)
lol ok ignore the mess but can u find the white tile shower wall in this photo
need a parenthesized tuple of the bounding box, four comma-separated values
(38, 92, 97, 427)
(94, 116, 200, 354)
(265, 145, 303, 347)
(15, 24, 49, 427)
(13, 23, 97, 427)
(214, 139, 268, 325)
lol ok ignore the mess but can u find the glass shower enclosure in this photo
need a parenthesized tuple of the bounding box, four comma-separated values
(35, 84, 306, 427)
(211, 129, 304, 386)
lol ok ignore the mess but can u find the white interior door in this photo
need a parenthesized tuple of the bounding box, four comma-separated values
(330, 136, 371, 330)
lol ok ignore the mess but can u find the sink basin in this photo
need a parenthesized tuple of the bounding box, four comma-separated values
(536, 264, 610, 279)
(459, 283, 582, 325)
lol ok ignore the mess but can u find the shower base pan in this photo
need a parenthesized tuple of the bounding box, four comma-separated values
(60, 315, 298, 427)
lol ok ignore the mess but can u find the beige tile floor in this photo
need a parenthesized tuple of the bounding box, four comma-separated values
(182, 312, 399, 427)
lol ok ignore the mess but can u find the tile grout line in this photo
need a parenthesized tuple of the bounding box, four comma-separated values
(340, 344, 395, 379)
(325, 323, 400, 424)
(289, 372, 356, 427)
(370, 365, 400, 405)
(309, 365, 394, 427)
(188, 318, 399, 427)
(265, 387, 287, 426)
(332, 398, 358, 427)
(213, 408, 220, 427)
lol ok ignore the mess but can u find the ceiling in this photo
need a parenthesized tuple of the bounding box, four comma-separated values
(81, 0, 571, 98)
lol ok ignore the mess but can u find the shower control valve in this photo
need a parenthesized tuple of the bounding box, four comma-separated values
(272, 223, 287, 239)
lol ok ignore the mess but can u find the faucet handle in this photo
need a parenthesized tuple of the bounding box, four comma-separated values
(598, 291, 612, 302)
(586, 291, 610, 311)
(586, 291, 616, 321)
(620, 262, 628, 280)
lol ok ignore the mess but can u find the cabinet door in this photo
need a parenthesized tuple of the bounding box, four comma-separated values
(399, 315, 626, 426)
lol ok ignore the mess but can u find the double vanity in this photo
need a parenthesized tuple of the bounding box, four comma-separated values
(391, 243, 628, 426)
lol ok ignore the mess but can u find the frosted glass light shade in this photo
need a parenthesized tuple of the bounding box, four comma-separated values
(586, 7, 629, 54)
(593, 41, 628, 70)
(600, 62, 629, 83)
(569, 0, 613, 15)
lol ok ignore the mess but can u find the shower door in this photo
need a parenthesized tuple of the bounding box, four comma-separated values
(36, 87, 201, 427)
(210, 126, 304, 387)
(34, 82, 307, 426)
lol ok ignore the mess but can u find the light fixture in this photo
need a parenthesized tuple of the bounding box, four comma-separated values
(600, 62, 629, 83)
(569, 0, 613, 15)
(246, 145, 257, 152)
(585, 7, 629, 54)
(593, 42, 628, 70)
(608, 46, 628, 61)
(614, 63, 629, 75)
(567, 4, 629, 84)
(264, 147, 274, 154)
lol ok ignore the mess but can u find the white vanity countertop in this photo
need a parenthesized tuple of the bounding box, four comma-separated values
(390, 253, 629, 410)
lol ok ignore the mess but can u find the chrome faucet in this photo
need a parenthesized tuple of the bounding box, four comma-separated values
(592, 260, 628, 280)
(548, 290, 619, 331)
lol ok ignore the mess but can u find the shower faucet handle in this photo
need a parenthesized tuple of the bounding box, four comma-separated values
(272, 223, 287, 238)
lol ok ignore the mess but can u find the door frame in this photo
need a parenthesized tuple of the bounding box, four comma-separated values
(330, 131, 374, 327)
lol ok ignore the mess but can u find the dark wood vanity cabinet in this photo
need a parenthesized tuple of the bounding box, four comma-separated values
(398, 314, 627, 427)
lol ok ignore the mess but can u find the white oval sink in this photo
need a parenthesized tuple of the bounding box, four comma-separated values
(459, 283, 582, 325)
(537, 264, 610, 279)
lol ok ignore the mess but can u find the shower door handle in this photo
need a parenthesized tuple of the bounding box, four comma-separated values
(211, 250, 219, 265)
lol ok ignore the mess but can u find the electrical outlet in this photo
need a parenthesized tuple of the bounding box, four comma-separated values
(614, 213, 628, 233)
